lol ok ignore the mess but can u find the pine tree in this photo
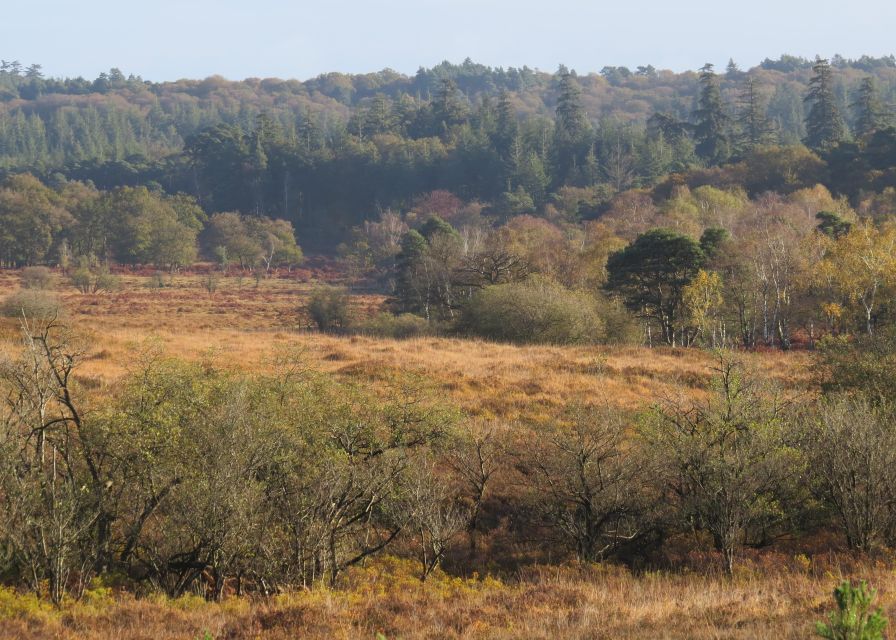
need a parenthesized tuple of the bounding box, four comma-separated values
(693, 64, 731, 164)
(494, 90, 518, 157)
(804, 58, 847, 151)
(432, 79, 467, 132)
(553, 69, 591, 184)
(363, 94, 394, 137)
(851, 77, 885, 139)
(725, 58, 742, 78)
(735, 76, 776, 153)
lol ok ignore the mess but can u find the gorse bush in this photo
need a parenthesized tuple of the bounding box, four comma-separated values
(458, 277, 604, 345)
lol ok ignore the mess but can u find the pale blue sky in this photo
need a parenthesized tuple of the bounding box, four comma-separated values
(3, 0, 895, 81)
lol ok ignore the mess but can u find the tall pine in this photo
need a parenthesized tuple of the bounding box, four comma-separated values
(553, 68, 591, 185)
(735, 76, 775, 153)
(693, 64, 731, 165)
(851, 76, 886, 139)
(804, 57, 847, 151)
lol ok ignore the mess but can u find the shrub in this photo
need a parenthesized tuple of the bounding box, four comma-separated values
(148, 271, 168, 290)
(202, 273, 219, 293)
(70, 264, 119, 294)
(357, 312, 432, 339)
(816, 332, 896, 405)
(816, 580, 887, 640)
(458, 277, 604, 345)
(0, 290, 62, 319)
(307, 285, 353, 331)
(20, 266, 54, 290)
(601, 295, 642, 345)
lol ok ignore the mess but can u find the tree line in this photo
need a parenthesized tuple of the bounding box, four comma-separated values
(0, 173, 302, 271)
(330, 176, 896, 349)
(0, 56, 894, 248)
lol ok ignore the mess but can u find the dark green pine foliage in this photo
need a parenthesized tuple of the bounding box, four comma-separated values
(851, 77, 886, 139)
(804, 58, 848, 151)
(693, 64, 731, 165)
(432, 79, 468, 133)
(394, 229, 429, 316)
(605, 228, 705, 346)
(494, 90, 518, 159)
(553, 68, 591, 185)
(735, 76, 776, 153)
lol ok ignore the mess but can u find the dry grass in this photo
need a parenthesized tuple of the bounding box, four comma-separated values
(0, 269, 813, 422)
(0, 269, 828, 639)
(0, 556, 889, 639)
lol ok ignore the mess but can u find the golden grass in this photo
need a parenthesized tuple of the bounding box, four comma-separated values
(0, 556, 889, 639)
(0, 270, 813, 422)
(0, 269, 828, 639)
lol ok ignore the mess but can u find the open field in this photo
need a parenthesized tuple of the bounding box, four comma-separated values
(0, 269, 811, 421)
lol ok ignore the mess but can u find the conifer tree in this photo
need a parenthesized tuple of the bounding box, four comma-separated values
(804, 57, 847, 151)
(851, 76, 886, 139)
(494, 90, 518, 157)
(693, 63, 731, 164)
(735, 76, 776, 153)
(553, 69, 591, 184)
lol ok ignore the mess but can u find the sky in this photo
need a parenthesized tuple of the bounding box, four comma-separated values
(4, 0, 896, 82)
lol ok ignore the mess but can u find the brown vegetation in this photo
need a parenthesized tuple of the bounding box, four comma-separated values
(0, 269, 865, 640)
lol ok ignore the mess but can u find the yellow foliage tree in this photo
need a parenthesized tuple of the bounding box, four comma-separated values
(819, 220, 896, 336)
(683, 269, 724, 347)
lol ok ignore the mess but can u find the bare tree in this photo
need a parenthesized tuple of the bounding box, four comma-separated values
(642, 354, 802, 574)
(524, 404, 647, 562)
(0, 316, 101, 604)
(398, 456, 468, 581)
(444, 424, 502, 553)
(800, 395, 896, 552)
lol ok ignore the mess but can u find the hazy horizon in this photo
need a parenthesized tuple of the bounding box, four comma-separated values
(3, 0, 895, 82)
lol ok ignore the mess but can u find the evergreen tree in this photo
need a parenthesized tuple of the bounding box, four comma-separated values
(735, 76, 776, 153)
(494, 90, 518, 157)
(725, 58, 742, 78)
(693, 64, 731, 165)
(432, 79, 468, 133)
(363, 94, 394, 137)
(804, 58, 847, 151)
(553, 69, 591, 184)
(851, 77, 886, 139)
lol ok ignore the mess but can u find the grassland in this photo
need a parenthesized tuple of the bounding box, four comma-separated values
(0, 268, 861, 640)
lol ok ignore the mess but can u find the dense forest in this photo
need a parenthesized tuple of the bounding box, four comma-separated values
(2, 55, 896, 349)
(1, 55, 895, 247)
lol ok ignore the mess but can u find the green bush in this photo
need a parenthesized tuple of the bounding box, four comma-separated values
(357, 312, 432, 339)
(70, 263, 119, 294)
(816, 580, 887, 640)
(307, 285, 353, 331)
(458, 277, 604, 345)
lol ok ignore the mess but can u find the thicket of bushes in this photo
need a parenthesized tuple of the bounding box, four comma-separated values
(2, 315, 895, 606)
